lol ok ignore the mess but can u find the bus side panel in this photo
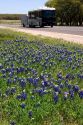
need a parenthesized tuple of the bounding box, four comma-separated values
(21, 15, 28, 27)
(28, 18, 42, 27)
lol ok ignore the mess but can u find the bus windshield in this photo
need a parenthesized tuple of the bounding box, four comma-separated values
(43, 10, 55, 18)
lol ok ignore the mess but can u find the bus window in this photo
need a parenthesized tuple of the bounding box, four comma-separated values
(43, 10, 55, 17)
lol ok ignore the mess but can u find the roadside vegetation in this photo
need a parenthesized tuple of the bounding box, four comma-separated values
(0, 14, 23, 25)
(0, 14, 24, 20)
(0, 20, 21, 25)
(0, 29, 83, 125)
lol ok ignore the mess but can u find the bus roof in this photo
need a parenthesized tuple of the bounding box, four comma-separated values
(39, 7, 56, 10)
(28, 7, 56, 13)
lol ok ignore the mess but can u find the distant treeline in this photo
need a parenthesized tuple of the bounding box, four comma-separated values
(0, 14, 26, 20)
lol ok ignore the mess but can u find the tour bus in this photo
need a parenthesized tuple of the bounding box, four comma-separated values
(21, 7, 56, 28)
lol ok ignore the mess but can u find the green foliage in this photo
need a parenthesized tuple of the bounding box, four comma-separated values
(45, 0, 83, 26)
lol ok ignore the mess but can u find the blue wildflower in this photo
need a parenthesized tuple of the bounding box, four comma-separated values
(59, 83, 64, 89)
(53, 85, 61, 93)
(10, 121, 16, 125)
(7, 78, 12, 84)
(1, 69, 6, 74)
(53, 94, 58, 103)
(57, 72, 63, 79)
(20, 92, 27, 100)
(10, 87, 16, 95)
(20, 103, 26, 109)
(73, 85, 79, 92)
(16, 94, 21, 100)
(19, 80, 26, 88)
(28, 110, 32, 118)
(79, 90, 83, 99)
(67, 84, 72, 89)
(69, 90, 74, 99)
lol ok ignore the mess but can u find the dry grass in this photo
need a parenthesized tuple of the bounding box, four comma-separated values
(0, 20, 21, 25)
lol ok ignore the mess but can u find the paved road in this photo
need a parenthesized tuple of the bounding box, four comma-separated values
(0, 24, 83, 36)
(28, 26, 83, 36)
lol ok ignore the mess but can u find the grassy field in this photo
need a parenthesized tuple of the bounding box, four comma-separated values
(0, 20, 21, 25)
(0, 29, 83, 125)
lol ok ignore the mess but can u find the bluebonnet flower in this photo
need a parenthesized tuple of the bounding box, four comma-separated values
(20, 92, 27, 100)
(2, 74, 6, 78)
(13, 78, 17, 83)
(69, 90, 74, 99)
(6, 67, 10, 72)
(16, 94, 21, 100)
(33, 78, 38, 87)
(28, 110, 32, 118)
(57, 72, 63, 79)
(19, 80, 26, 88)
(78, 74, 83, 79)
(9, 72, 13, 77)
(41, 80, 48, 88)
(19, 67, 25, 72)
(36, 88, 44, 96)
(67, 84, 72, 89)
(5, 88, 10, 96)
(28, 78, 33, 84)
(11, 63, 14, 67)
(20, 103, 26, 109)
(73, 85, 79, 92)
(59, 83, 64, 89)
(10, 121, 16, 125)
(67, 56, 72, 62)
(66, 73, 75, 80)
(40, 73, 44, 79)
(10, 87, 16, 95)
(53, 85, 61, 93)
(1, 69, 6, 74)
(66, 74, 71, 79)
(16, 68, 20, 74)
(7, 78, 12, 84)
(79, 90, 83, 99)
(53, 92, 59, 103)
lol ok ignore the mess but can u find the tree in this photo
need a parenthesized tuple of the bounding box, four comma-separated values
(45, 0, 83, 26)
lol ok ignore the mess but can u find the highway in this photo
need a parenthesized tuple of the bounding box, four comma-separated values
(27, 26, 83, 36)
(0, 24, 83, 36)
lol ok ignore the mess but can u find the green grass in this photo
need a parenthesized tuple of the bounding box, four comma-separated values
(0, 121, 8, 125)
(0, 28, 83, 125)
(0, 28, 83, 48)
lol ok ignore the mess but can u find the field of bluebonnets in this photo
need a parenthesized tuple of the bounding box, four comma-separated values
(0, 29, 83, 125)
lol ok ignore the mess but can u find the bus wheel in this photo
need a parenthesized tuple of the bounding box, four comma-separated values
(40, 25, 44, 28)
(29, 25, 32, 28)
(23, 24, 25, 27)
(33, 25, 35, 28)
(51, 25, 53, 27)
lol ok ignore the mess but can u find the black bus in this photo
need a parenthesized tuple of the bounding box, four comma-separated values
(21, 7, 56, 27)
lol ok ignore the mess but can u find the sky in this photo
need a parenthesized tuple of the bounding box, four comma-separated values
(0, 0, 47, 14)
